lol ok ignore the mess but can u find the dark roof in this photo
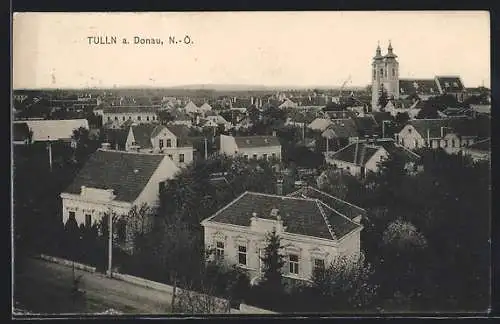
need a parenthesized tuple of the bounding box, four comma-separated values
(467, 138, 490, 152)
(371, 112, 393, 124)
(353, 116, 379, 135)
(324, 111, 357, 119)
(102, 128, 129, 149)
(408, 118, 480, 139)
(435, 76, 465, 92)
(103, 106, 160, 114)
(130, 124, 165, 149)
(288, 186, 366, 221)
(206, 192, 360, 240)
(13, 122, 30, 141)
(166, 124, 193, 146)
(399, 79, 439, 95)
(235, 136, 281, 148)
(64, 150, 165, 202)
(327, 142, 381, 166)
(322, 119, 359, 139)
(377, 140, 421, 163)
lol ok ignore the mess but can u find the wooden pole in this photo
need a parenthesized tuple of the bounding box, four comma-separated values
(107, 214, 113, 277)
(47, 137, 53, 171)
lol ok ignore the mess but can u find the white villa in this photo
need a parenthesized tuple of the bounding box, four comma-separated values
(219, 134, 282, 161)
(201, 189, 364, 284)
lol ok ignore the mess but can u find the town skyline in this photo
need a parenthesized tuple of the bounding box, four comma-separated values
(13, 11, 490, 90)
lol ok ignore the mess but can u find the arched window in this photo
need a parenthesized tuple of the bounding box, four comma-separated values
(392, 68, 395, 77)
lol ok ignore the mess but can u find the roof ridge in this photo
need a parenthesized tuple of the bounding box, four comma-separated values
(308, 186, 366, 212)
(318, 200, 361, 226)
(315, 200, 337, 241)
(247, 191, 315, 202)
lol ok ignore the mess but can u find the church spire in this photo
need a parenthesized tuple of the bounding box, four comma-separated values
(373, 41, 383, 60)
(385, 40, 397, 59)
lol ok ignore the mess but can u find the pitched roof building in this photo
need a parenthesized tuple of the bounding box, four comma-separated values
(219, 134, 282, 161)
(60, 150, 180, 250)
(201, 190, 363, 283)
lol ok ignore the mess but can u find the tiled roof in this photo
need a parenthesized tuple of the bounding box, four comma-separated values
(399, 79, 439, 95)
(327, 142, 381, 166)
(64, 150, 167, 203)
(13, 122, 30, 141)
(407, 118, 480, 139)
(322, 119, 359, 139)
(234, 136, 281, 148)
(13, 119, 89, 142)
(166, 124, 193, 146)
(205, 192, 360, 240)
(435, 76, 465, 92)
(376, 139, 421, 162)
(103, 106, 159, 114)
(371, 112, 393, 125)
(130, 124, 158, 148)
(287, 186, 366, 221)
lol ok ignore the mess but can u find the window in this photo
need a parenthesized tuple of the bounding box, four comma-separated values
(243, 154, 249, 160)
(85, 214, 91, 227)
(216, 241, 225, 261)
(166, 139, 172, 147)
(289, 254, 299, 275)
(69, 211, 76, 220)
(444, 140, 448, 148)
(253, 154, 258, 159)
(146, 116, 149, 121)
(152, 116, 156, 121)
(272, 153, 277, 160)
(262, 154, 268, 160)
(137, 116, 141, 121)
(373, 69, 376, 80)
(451, 139, 456, 147)
(114, 116, 118, 121)
(159, 139, 164, 149)
(392, 68, 395, 77)
(122, 116, 125, 121)
(238, 245, 247, 265)
(313, 258, 325, 273)
(179, 154, 185, 163)
(380, 68, 383, 77)
(415, 140, 419, 148)
(168, 154, 173, 159)
(107, 117, 111, 121)
(129, 116, 132, 120)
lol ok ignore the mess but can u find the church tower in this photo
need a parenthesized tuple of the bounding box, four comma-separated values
(371, 41, 400, 110)
(371, 42, 385, 110)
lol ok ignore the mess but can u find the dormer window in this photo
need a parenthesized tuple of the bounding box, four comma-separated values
(166, 139, 172, 147)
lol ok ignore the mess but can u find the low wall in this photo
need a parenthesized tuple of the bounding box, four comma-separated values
(39, 254, 96, 273)
(239, 303, 277, 314)
(111, 272, 175, 294)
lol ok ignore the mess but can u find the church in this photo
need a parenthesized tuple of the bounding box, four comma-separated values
(370, 42, 466, 111)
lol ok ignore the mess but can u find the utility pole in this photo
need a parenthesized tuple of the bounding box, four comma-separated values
(47, 137, 53, 171)
(107, 213, 113, 277)
(204, 137, 208, 160)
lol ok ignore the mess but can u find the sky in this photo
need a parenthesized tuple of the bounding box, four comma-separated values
(12, 11, 490, 89)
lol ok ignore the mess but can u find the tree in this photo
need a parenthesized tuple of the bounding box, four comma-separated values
(310, 254, 378, 311)
(157, 110, 175, 124)
(317, 168, 349, 200)
(378, 85, 389, 110)
(259, 229, 286, 292)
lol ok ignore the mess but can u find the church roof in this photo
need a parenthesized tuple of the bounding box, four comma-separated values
(399, 79, 439, 96)
(435, 76, 465, 93)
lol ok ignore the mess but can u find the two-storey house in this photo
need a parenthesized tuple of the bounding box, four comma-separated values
(125, 124, 194, 167)
(219, 134, 282, 161)
(60, 149, 180, 251)
(102, 106, 159, 129)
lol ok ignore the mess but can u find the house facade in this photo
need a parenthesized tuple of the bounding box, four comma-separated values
(103, 106, 159, 129)
(219, 134, 282, 161)
(201, 191, 363, 284)
(12, 119, 89, 143)
(60, 149, 180, 251)
(325, 139, 421, 177)
(396, 118, 478, 153)
(125, 124, 194, 167)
